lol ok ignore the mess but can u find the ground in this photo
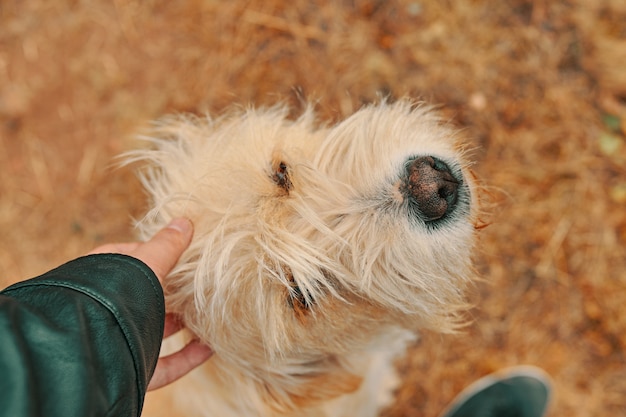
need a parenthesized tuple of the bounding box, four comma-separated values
(1, 0, 625, 416)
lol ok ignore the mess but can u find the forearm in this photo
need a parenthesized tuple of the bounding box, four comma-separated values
(0, 254, 165, 417)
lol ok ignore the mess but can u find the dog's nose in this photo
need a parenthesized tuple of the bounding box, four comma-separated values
(405, 156, 460, 222)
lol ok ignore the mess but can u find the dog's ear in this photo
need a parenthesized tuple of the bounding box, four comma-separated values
(263, 357, 363, 413)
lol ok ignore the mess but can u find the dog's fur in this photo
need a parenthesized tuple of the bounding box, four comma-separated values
(131, 100, 478, 417)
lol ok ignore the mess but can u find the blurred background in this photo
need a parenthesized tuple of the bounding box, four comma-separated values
(1, 0, 625, 415)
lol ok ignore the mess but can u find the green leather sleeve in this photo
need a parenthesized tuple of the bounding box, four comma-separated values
(0, 254, 165, 417)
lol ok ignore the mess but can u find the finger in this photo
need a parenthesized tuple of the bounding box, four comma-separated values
(163, 313, 184, 338)
(87, 242, 140, 255)
(147, 340, 213, 391)
(131, 218, 193, 281)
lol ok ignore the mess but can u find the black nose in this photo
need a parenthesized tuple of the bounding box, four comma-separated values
(404, 156, 460, 222)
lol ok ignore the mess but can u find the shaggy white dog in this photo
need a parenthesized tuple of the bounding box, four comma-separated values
(132, 100, 479, 417)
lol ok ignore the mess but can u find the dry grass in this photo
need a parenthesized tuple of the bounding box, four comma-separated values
(1, 0, 625, 416)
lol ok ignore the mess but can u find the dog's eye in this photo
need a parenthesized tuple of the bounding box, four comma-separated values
(287, 274, 313, 314)
(272, 161, 292, 192)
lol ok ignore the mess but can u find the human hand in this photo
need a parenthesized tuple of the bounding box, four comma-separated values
(89, 218, 213, 390)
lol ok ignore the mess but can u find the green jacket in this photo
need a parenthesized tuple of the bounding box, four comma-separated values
(0, 254, 165, 417)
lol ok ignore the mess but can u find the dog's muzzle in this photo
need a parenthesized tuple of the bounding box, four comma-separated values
(403, 156, 462, 224)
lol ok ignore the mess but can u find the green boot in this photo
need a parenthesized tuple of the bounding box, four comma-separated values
(439, 366, 552, 417)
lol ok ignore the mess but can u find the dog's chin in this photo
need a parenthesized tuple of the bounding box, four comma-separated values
(261, 359, 364, 413)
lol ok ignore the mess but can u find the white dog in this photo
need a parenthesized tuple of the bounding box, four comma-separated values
(131, 100, 479, 417)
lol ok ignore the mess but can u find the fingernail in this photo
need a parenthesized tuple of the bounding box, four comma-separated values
(167, 217, 192, 234)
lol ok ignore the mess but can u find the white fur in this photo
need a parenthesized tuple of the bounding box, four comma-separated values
(131, 100, 478, 416)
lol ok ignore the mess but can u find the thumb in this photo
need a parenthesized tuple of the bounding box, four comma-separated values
(132, 218, 194, 282)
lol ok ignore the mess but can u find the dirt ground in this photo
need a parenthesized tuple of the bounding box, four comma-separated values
(1, 0, 625, 416)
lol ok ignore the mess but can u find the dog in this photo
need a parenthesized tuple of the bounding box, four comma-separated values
(131, 100, 479, 417)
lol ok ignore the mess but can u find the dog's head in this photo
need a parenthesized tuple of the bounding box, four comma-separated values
(133, 100, 478, 409)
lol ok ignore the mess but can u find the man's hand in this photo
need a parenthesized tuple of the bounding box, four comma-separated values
(89, 218, 213, 390)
